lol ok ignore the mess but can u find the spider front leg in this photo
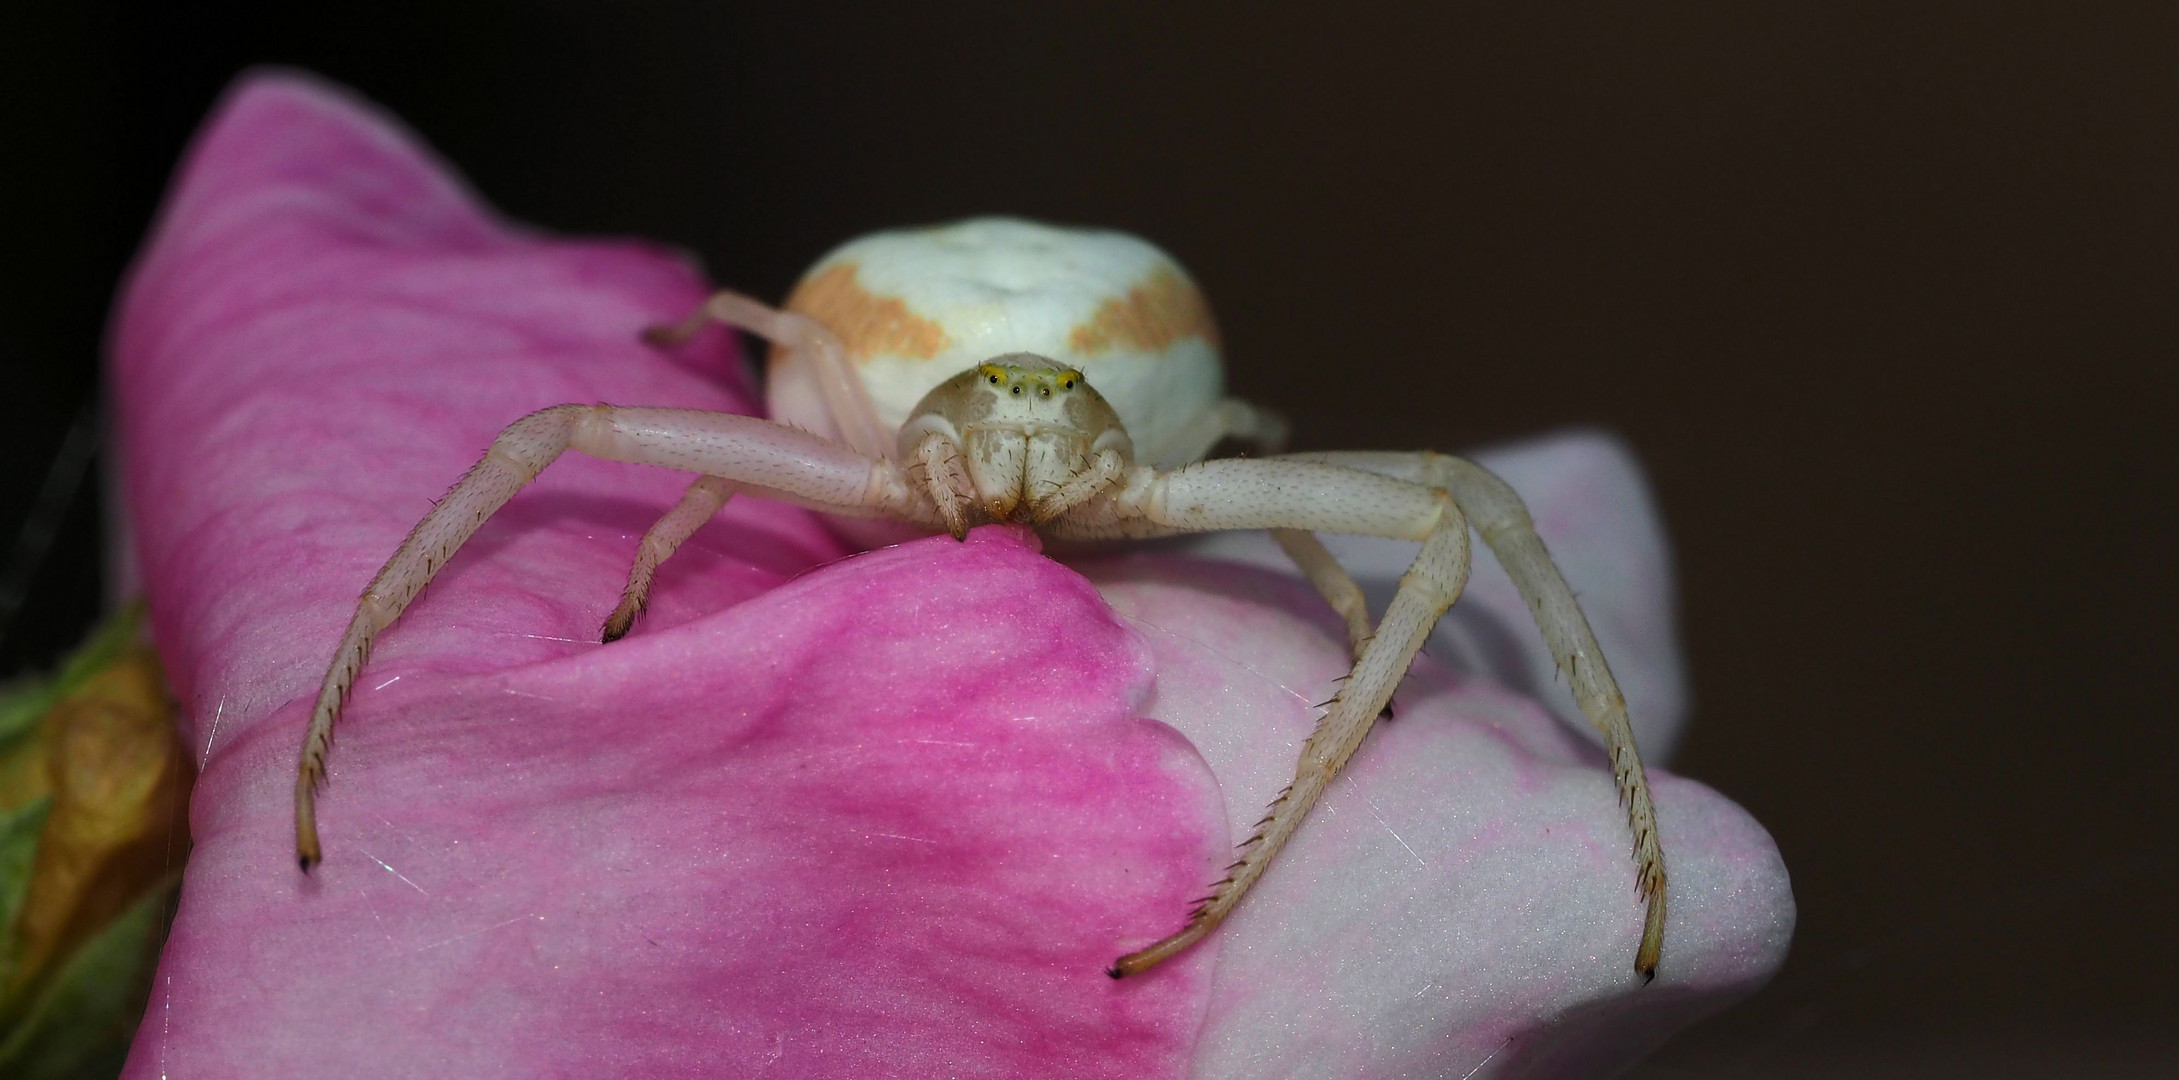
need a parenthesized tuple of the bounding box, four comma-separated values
(1029, 446, 1128, 522)
(1162, 398, 1384, 662)
(597, 290, 897, 637)
(911, 432, 975, 539)
(1272, 528, 1376, 661)
(643, 287, 895, 461)
(1062, 461, 1474, 976)
(295, 404, 921, 867)
(601, 475, 738, 642)
(1285, 450, 1669, 980)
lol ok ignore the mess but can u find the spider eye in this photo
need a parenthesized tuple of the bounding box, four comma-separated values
(988, 374, 1002, 385)
(1038, 386, 1051, 398)
(1060, 377, 1077, 390)
(1010, 385, 1023, 396)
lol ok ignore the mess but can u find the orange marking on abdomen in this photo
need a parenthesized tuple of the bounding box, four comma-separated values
(785, 262, 951, 362)
(1068, 267, 1222, 354)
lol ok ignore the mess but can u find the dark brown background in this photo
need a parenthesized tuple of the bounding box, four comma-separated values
(4, 3, 2174, 1075)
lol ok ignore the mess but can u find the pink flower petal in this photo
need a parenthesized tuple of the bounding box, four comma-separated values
(114, 68, 1792, 1080)
(113, 72, 1224, 1079)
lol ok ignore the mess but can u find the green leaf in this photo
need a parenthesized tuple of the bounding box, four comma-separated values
(0, 677, 53, 750)
(0, 795, 54, 983)
(0, 605, 145, 753)
(0, 878, 173, 1080)
(0, 603, 145, 750)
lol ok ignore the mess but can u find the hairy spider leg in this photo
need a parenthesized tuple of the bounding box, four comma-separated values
(605, 288, 909, 640)
(1039, 459, 1472, 977)
(1282, 450, 1668, 980)
(295, 404, 917, 867)
(643, 288, 895, 461)
(600, 474, 737, 643)
(1272, 528, 1378, 661)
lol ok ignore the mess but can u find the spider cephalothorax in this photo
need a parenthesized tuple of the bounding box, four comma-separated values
(293, 217, 1669, 983)
(899, 354, 1133, 533)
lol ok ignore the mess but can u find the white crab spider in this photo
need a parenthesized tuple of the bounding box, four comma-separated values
(293, 217, 1668, 981)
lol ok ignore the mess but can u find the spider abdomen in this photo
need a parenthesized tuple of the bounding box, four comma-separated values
(768, 218, 1222, 466)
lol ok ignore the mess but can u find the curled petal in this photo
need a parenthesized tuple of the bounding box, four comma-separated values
(113, 72, 1223, 1079)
